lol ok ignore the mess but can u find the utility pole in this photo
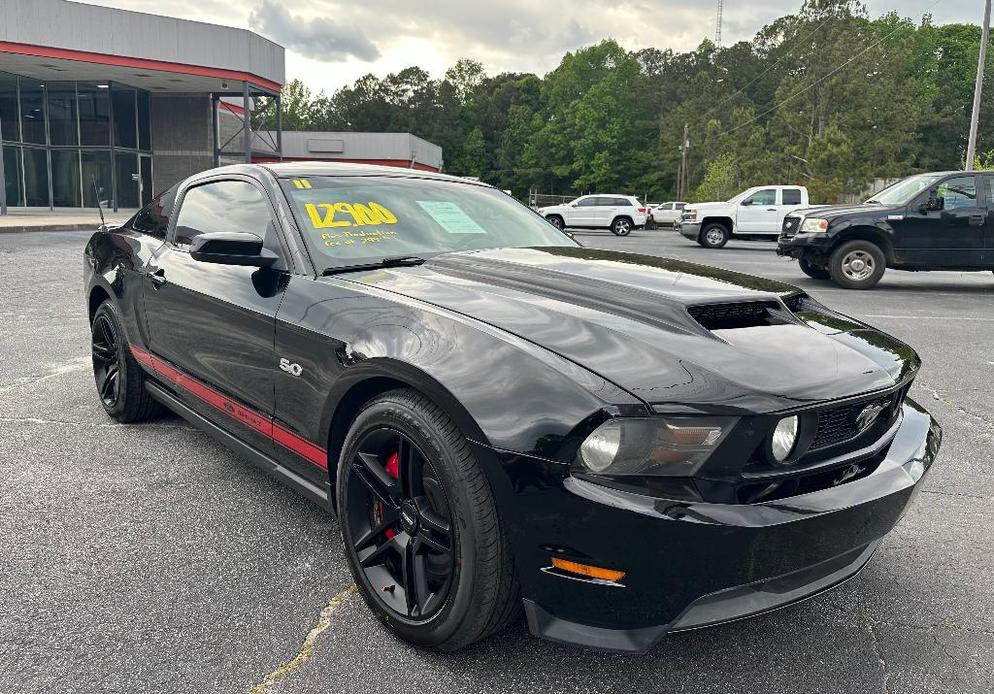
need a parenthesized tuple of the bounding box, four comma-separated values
(715, 0, 723, 47)
(966, 0, 991, 169)
(677, 123, 690, 200)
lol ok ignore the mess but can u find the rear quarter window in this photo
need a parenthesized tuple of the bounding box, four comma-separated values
(782, 189, 803, 205)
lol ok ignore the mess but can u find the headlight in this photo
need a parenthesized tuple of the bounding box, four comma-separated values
(577, 416, 735, 477)
(683, 210, 698, 221)
(800, 217, 829, 233)
(770, 416, 799, 463)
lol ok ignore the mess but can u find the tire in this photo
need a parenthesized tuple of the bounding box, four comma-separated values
(828, 240, 886, 289)
(336, 388, 520, 651)
(90, 301, 162, 422)
(611, 217, 633, 236)
(699, 222, 730, 248)
(798, 257, 831, 280)
(545, 215, 564, 231)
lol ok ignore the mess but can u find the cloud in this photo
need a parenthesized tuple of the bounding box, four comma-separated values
(248, 0, 380, 62)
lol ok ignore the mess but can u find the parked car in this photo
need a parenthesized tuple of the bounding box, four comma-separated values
(778, 171, 994, 289)
(538, 194, 647, 236)
(678, 185, 811, 248)
(84, 163, 940, 653)
(648, 201, 687, 228)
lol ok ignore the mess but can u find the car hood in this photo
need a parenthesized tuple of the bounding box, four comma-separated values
(338, 247, 917, 412)
(684, 201, 729, 212)
(789, 203, 902, 220)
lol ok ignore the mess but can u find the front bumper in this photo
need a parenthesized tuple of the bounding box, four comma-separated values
(676, 220, 701, 240)
(485, 399, 941, 653)
(776, 232, 835, 257)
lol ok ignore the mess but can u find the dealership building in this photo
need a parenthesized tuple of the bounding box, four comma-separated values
(0, 0, 442, 216)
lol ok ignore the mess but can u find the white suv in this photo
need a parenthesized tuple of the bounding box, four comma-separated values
(538, 195, 647, 236)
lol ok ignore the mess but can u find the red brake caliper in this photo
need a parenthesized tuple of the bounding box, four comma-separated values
(380, 451, 399, 539)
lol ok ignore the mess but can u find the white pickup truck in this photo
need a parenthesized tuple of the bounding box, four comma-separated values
(676, 185, 811, 248)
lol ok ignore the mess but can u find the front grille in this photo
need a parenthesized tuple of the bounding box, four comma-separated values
(810, 394, 900, 450)
(781, 216, 800, 237)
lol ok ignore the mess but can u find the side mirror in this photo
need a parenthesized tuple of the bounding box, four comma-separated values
(741, 199, 752, 206)
(189, 231, 278, 267)
(919, 192, 944, 213)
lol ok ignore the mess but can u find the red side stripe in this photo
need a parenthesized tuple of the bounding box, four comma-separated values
(273, 424, 328, 469)
(130, 343, 327, 469)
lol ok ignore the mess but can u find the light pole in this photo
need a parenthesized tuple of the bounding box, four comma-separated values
(966, 0, 991, 169)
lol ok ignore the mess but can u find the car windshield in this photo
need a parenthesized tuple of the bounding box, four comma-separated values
(282, 175, 575, 269)
(866, 174, 946, 205)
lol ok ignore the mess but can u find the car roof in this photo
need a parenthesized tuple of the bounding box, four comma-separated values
(257, 161, 484, 185)
(183, 162, 493, 188)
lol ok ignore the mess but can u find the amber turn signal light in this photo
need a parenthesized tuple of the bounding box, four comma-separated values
(550, 557, 626, 582)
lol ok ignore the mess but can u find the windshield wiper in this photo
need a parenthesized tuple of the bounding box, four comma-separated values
(865, 199, 881, 204)
(321, 255, 427, 276)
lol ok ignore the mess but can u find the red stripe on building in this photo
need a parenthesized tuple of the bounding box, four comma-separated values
(129, 343, 326, 468)
(0, 41, 282, 93)
(251, 156, 441, 172)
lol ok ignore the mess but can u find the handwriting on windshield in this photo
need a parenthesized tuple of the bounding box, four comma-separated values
(304, 202, 398, 230)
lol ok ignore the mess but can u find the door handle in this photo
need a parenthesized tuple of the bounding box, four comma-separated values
(149, 267, 166, 287)
(969, 214, 985, 226)
(766, 208, 777, 211)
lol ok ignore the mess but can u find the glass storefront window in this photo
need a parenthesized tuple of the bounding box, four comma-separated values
(23, 147, 49, 206)
(82, 150, 112, 208)
(0, 74, 18, 142)
(78, 84, 110, 146)
(112, 87, 137, 149)
(19, 78, 46, 145)
(114, 151, 139, 208)
(52, 149, 81, 207)
(0, 75, 152, 208)
(3, 145, 24, 207)
(138, 91, 151, 151)
(48, 83, 79, 146)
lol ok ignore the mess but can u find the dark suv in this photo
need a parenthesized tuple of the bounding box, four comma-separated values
(777, 171, 994, 289)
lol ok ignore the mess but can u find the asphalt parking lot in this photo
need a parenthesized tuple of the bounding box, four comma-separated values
(1, 227, 992, 694)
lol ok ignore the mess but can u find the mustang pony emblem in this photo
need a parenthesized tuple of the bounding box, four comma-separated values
(856, 403, 886, 432)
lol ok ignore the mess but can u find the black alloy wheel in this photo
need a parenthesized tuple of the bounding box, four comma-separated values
(90, 301, 162, 422)
(91, 312, 122, 408)
(345, 428, 455, 621)
(337, 389, 520, 651)
(546, 215, 564, 230)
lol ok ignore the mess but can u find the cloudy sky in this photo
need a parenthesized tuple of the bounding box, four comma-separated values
(86, 0, 983, 94)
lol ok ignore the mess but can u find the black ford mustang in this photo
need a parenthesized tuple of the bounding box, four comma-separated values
(84, 163, 941, 653)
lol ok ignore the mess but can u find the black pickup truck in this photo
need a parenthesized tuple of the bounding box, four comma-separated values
(777, 171, 994, 289)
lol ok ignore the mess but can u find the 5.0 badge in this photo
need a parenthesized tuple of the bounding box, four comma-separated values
(279, 358, 303, 377)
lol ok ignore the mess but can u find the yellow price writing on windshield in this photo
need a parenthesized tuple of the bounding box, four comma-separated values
(304, 202, 398, 229)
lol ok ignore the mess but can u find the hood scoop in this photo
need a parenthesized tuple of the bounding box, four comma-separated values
(688, 301, 793, 331)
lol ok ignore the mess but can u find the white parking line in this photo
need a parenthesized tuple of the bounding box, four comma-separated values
(864, 314, 994, 322)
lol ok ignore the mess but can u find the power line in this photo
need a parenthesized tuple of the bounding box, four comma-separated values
(704, 10, 840, 119)
(716, 0, 944, 138)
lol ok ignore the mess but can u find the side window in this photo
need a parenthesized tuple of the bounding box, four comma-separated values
(937, 176, 977, 211)
(594, 197, 615, 206)
(614, 198, 633, 207)
(743, 189, 776, 206)
(985, 177, 994, 207)
(675, 203, 687, 210)
(782, 189, 802, 205)
(173, 180, 274, 247)
(575, 197, 597, 207)
(131, 188, 176, 240)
